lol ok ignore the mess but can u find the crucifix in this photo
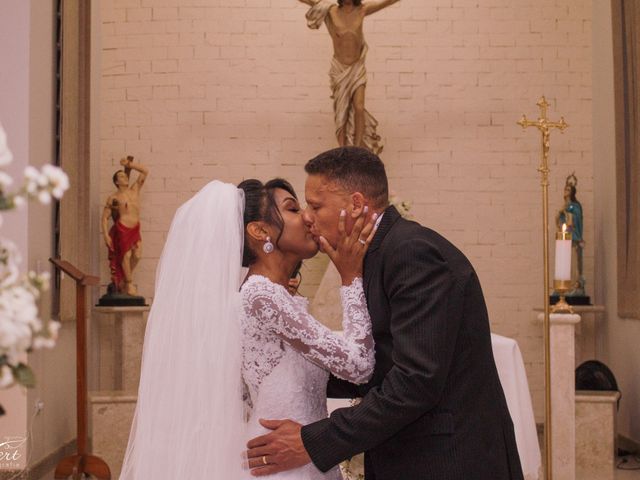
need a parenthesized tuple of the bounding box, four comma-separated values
(518, 96, 569, 182)
(517, 96, 569, 480)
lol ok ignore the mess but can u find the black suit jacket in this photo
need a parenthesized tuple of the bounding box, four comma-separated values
(301, 206, 524, 480)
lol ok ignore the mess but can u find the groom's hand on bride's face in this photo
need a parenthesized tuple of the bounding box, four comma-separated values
(245, 419, 311, 476)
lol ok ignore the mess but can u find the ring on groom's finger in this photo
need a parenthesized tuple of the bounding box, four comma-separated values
(262, 455, 268, 465)
(358, 238, 366, 245)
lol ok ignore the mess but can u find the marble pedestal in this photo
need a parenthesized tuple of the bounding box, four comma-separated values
(537, 312, 581, 480)
(93, 306, 150, 392)
(89, 391, 137, 480)
(575, 390, 620, 480)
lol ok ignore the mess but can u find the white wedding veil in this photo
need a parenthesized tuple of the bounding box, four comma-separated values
(119, 181, 247, 479)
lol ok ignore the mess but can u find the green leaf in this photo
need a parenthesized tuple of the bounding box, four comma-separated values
(12, 363, 36, 388)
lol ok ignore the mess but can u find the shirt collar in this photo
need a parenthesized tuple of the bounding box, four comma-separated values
(374, 212, 384, 229)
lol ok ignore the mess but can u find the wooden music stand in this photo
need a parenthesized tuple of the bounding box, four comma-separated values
(49, 258, 111, 480)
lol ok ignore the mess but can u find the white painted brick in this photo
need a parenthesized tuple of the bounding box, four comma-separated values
(126, 7, 152, 22)
(100, 0, 594, 423)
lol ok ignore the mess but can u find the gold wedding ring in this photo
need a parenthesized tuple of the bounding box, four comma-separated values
(262, 455, 268, 465)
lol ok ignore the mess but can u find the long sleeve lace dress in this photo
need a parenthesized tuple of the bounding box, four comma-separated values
(241, 274, 374, 480)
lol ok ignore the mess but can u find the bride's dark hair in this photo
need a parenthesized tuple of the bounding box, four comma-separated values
(238, 178, 298, 267)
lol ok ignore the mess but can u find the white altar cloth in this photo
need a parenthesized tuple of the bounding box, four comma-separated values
(490, 333, 541, 480)
(327, 333, 541, 480)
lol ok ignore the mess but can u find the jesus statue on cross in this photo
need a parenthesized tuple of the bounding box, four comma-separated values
(298, 0, 400, 154)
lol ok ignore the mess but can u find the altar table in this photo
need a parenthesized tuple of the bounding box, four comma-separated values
(327, 333, 541, 480)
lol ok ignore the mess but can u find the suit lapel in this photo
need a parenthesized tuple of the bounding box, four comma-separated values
(364, 205, 402, 293)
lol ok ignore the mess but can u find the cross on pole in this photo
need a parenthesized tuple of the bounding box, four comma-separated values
(518, 96, 569, 184)
(517, 96, 569, 480)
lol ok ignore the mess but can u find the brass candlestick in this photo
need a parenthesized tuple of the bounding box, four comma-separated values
(517, 96, 568, 480)
(552, 279, 574, 313)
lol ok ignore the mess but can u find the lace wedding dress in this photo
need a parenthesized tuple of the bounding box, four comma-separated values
(241, 274, 375, 480)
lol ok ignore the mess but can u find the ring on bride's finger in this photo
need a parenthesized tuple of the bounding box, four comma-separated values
(262, 456, 268, 465)
(358, 238, 366, 245)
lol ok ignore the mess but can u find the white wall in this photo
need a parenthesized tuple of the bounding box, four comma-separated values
(98, 0, 595, 421)
(0, 0, 77, 471)
(26, 0, 78, 466)
(0, 0, 32, 468)
(592, 0, 640, 444)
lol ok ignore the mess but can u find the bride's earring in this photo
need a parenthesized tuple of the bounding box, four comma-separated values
(263, 236, 274, 254)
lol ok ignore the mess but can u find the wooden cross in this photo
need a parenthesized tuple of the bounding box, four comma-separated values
(517, 96, 569, 185)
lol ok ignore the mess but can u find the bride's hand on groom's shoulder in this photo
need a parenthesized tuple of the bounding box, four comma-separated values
(319, 207, 378, 286)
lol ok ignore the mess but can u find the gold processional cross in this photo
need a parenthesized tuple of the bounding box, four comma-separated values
(517, 96, 569, 480)
(518, 96, 569, 185)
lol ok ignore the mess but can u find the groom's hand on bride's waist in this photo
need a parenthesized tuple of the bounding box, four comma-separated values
(245, 419, 311, 476)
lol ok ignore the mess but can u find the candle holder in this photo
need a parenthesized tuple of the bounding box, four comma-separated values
(552, 228, 574, 313)
(552, 279, 574, 313)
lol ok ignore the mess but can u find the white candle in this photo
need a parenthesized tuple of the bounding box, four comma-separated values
(554, 224, 572, 281)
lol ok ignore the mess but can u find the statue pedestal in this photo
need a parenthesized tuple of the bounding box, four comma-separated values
(89, 391, 137, 480)
(93, 306, 150, 392)
(535, 305, 605, 367)
(537, 312, 581, 480)
(575, 390, 620, 480)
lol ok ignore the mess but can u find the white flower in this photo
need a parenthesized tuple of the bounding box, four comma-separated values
(23, 166, 42, 196)
(22, 165, 69, 202)
(42, 165, 69, 188)
(42, 166, 69, 199)
(0, 132, 66, 389)
(36, 173, 48, 188)
(32, 336, 55, 349)
(13, 195, 25, 208)
(0, 125, 13, 167)
(27, 270, 50, 291)
(38, 271, 50, 291)
(0, 239, 21, 288)
(37, 190, 51, 205)
(48, 320, 60, 340)
(0, 365, 14, 388)
(23, 166, 39, 181)
(0, 172, 13, 190)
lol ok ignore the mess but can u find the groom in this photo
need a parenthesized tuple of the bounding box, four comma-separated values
(246, 147, 524, 479)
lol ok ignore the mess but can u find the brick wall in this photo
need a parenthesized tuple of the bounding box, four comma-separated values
(99, 0, 593, 420)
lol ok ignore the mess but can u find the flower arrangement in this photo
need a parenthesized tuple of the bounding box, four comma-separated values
(338, 398, 365, 480)
(389, 191, 412, 218)
(340, 454, 365, 480)
(0, 124, 69, 416)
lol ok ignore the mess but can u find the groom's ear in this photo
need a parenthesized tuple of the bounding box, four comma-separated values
(349, 192, 367, 218)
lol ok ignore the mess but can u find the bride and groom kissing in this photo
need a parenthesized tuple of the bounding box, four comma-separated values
(119, 146, 524, 480)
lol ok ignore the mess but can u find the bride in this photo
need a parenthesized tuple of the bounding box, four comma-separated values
(119, 178, 378, 479)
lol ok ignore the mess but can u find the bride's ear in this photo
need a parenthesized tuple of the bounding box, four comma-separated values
(349, 192, 367, 218)
(246, 221, 270, 242)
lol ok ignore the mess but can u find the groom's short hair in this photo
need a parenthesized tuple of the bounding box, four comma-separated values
(305, 147, 389, 209)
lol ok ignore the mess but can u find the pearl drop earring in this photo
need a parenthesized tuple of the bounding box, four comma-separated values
(263, 236, 274, 254)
